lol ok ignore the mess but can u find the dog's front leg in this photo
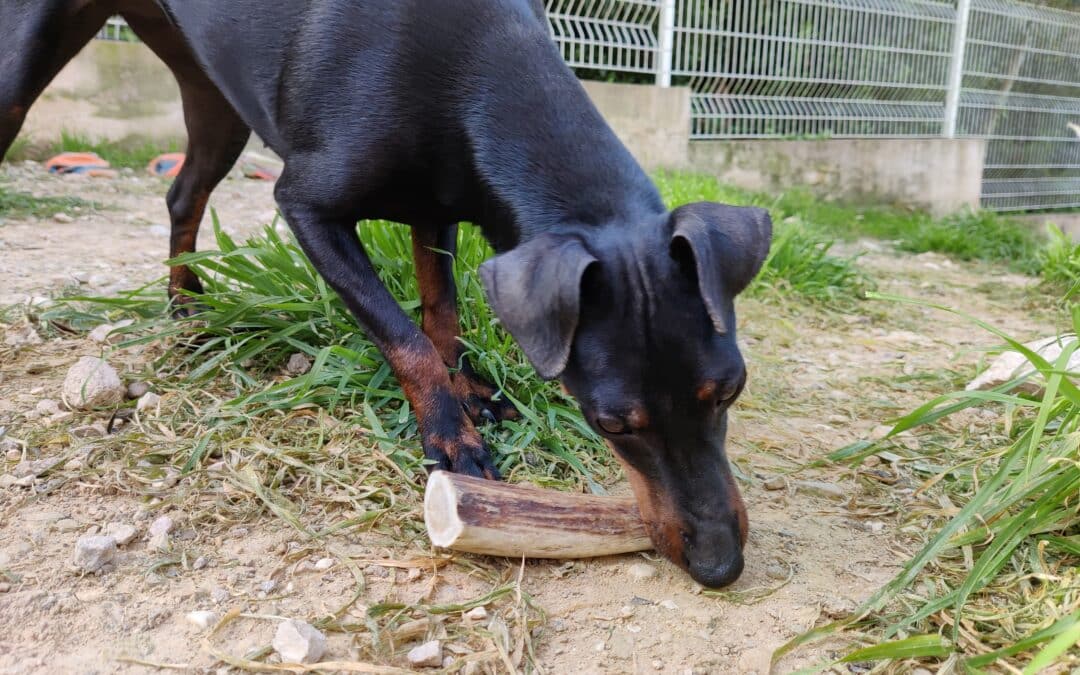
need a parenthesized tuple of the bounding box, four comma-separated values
(276, 189, 499, 479)
(411, 224, 520, 425)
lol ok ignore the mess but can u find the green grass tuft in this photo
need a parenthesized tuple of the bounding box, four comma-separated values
(1039, 224, 1080, 294)
(0, 183, 94, 220)
(779, 294, 1080, 672)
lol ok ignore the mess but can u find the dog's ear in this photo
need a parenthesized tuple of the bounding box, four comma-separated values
(479, 234, 597, 380)
(669, 202, 772, 334)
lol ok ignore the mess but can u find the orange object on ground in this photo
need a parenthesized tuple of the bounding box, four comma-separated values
(45, 152, 115, 177)
(147, 152, 186, 178)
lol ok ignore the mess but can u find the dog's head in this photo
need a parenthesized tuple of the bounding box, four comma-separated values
(480, 202, 771, 588)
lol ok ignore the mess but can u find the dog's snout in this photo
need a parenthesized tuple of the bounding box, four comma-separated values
(683, 520, 745, 588)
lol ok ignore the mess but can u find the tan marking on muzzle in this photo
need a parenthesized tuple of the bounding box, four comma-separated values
(610, 447, 688, 569)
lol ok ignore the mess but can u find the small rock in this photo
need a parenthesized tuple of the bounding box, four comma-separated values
(764, 562, 788, 580)
(54, 212, 74, 224)
(911, 669, 933, 675)
(12, 457, 62, 478)
(628, 563, 656, 580)
(88, 322, 132, 345)
(137, 392, 161, 413)
(35, 399, 61, 417)
(406, 567, 422, 582)
(72, 535, 117, 572)
(62, 357, 125, 410)
(149, 515, 174, 537)
(105, 523, 138, 546)
(313, 558, 334, 571)
(863, 455, 882, 467)
(0, 475, 17, 489)
(56, 518, 82, 532)
(273, 619, 327, 664)
(186, 610, 217, 629)
(967, 336, 1080, 395)
(211, 587, 230, 604)
(407, 640, 443, 668)
(659, 599, 679, 611)
(5, 447, 21, 462)
(0, 582, 11, 593)
(464, 606, 488, 622)
(64, 457, 85, 471)
(795, 480, 845, 500)
(763, 476, 786, 491)
(285, 353, 312, 376)
(4, 324, 43, 347)
(192, 556, 209, 570)
(259, 579, 278, 594)
(126, 381, 150, 399)
(69, 424, 105, 439)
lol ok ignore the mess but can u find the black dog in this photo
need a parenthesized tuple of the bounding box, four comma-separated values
(1, 0, 771, 587)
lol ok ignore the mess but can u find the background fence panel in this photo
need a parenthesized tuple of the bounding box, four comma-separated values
(93, 2, 1080, 212)
(957, 0, 1080, 211)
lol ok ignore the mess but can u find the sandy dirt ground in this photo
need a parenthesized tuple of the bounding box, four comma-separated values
(0, 164, 1053, 674)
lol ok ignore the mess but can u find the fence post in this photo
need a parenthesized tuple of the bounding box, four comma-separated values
(657, 0, 675, 87)
(944, 0, 973, 138)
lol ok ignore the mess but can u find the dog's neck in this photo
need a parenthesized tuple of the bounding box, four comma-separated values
(460, 20, 666, 251)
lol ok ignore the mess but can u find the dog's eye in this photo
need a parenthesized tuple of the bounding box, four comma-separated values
(597, 414, 628, 435)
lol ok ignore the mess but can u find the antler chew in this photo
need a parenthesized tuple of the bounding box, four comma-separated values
(424, 470, 652, 559)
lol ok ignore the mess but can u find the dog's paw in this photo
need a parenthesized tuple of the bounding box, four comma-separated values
(451, 367, 520, 426)
(422, 427, 500, 480)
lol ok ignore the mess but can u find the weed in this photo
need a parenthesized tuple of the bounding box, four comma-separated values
(0, 183, 94, 220)
(779, 294, 1080, 672)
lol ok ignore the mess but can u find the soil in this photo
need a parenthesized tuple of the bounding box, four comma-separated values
(0, 165, 1055, 674)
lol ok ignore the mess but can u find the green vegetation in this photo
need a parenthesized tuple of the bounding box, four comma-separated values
(0, 183, 93, 220)
(779, 295, 1080, 673)
(6, 130, 183, 170)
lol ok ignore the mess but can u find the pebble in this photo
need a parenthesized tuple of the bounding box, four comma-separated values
(285, 352, 312, 376)
(0, 475, 18, 489)
(659, 599, 679, 611)
(54, 212, 74, 224)
(88, 320, 133, 345)
(62, 357, 125, 410)
(192, 556, 209, 570)
(273, 619, 327, 664)
(764, 563, 789, 580)
(0, 582, 11, 593)
(464, 606, 488, 622)
(126, 381, 150, 399)
(186, 610, 217, 629)
(863, 454, 882, 467)
(72, 535, 117, 572)
(35, 399, 61, 417)
(313, 557, 334, 571)
(136, 392, 161, 413)
(5, 448, 21, 462)
(211, 587, 230, 604)
(56, 518, 82, 532)
(149, 515, 174, 537)
(259, 579, 278, 594)
(628, 563, 656, 580)
(794, 480, 845, 500)
(69, 425, 105, 439)
(12, 457, 62, 478)
(105, 523, 138, 546)
(762, 476, 786, 491)
(407, 640, 443, 668)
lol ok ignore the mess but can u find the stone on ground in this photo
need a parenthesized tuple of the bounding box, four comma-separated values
(62, 357, 125, 410)
(273, 619, 327, 664)
(967, 335, 1079, 395)
(407, 640, 443, 668)
(72, 535, 117, 572)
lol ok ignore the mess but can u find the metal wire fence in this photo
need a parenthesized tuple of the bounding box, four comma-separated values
(97, 2, 1080, 211)
(546, 0, 1080, 211)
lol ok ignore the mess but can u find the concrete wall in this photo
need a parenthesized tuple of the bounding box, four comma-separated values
(581, 80, 691, 171)
(689, 138, 987, 215)
(20, 40, 186, 144)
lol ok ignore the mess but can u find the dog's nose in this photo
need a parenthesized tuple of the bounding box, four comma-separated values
(688, 551, 744, 588)
(683, 521, 745, 588)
